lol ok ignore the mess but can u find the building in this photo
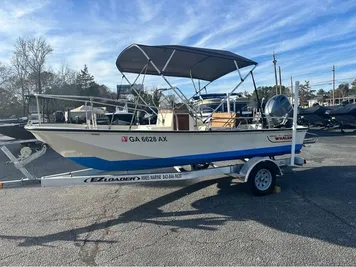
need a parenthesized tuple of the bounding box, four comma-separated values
(116, 84, 144, 99)
(307, 97, 323, 107)
(324, 95, 356, 106)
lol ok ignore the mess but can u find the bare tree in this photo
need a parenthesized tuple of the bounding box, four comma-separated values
(337, 83, 350, 98)
(0, 62, 11, 87)
(57, 60, 76, 85)
(14, 36, 53, 94)
(0, 62, 23, 117)
(11, 51, 29, 115)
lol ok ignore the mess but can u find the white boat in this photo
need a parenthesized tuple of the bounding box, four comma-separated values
(27, 121, 307, 171)
(105, 103, 137, 125)
(66, 104, 106, 124)
(25, 44, 309, 172)
(191, 93, 253, 122)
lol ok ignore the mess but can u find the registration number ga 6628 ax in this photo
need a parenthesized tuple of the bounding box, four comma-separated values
(121, 136, 168, 143)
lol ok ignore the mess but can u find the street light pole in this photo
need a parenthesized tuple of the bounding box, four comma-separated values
(278, 66, 282, 94)
(332, 65, 335, 105)
(273, 52, 278, 95)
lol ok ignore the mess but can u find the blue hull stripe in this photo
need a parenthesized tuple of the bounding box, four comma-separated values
(68, 144, 303, 171)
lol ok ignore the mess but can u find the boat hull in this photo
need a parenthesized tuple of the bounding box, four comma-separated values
(26, 126, 307, 171)
(0, 123, 35, 140)
(331, 115, 356, 127)
(327, 104, 356, 127)
(298, 106, 335, 126)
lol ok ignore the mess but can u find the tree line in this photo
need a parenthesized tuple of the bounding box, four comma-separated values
(250, 80, 356, 106)
(0, 36, 175, 118)
(1, 36, 356, 118)
(0, 36, 116, 118)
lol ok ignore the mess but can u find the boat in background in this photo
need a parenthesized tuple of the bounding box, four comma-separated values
(25, 43, 311, 172)
(191, 93, 253, 123)
(0, 117, 36, 140)
(0, 117, 28, 124)
(105, 103, 144, 125)
(326, 103, 356, 128)
(298, 104, 338, 127)
(65, 105, 106, 124)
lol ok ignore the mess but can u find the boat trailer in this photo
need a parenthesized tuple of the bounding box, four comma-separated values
(0, 78, 317, 196)
(0, 138, 308, 196)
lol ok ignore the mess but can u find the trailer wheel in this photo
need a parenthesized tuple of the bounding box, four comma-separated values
(248, 162, 276, 196)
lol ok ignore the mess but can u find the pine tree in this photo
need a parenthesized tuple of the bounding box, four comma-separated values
(299, 81, 316, 106)
(76, 64, 95, 90)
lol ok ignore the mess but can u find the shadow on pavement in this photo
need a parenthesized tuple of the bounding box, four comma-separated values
(0, 165, 355, 248)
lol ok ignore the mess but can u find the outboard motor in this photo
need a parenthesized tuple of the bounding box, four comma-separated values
(260, 97, 268, 111)
(258, 97, 269, 128)
(264, 95, 294, 128)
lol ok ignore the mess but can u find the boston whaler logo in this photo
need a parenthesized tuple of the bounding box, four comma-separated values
(267, 134, 292, 143)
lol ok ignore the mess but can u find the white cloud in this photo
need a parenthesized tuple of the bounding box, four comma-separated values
(0, 0, 355, 95)
(135, 0, 166, 23)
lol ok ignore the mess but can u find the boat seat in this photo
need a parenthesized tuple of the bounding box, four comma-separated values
(210, 112, 237, 128)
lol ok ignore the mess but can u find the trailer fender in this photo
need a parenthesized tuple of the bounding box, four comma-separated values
(240, 157, 282, 182)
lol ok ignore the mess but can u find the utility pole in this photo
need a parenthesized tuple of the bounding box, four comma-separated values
(332, 65, 335, 105)
(278, 66, 282, 94)
(273, 52, 278, 95)
(290, 76, 293, 104)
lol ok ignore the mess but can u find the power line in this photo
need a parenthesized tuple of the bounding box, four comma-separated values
(310, 78, 355, 87)
(282, 77, 354, 84)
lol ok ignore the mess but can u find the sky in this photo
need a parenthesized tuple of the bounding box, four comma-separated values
(1, 0, 356, 95)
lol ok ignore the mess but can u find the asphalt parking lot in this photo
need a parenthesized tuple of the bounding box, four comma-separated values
(0, 129, 356, 265)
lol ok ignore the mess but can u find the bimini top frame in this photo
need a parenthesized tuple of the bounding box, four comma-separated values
(116, 44, 258, 82)
(115, 43, 259, 121)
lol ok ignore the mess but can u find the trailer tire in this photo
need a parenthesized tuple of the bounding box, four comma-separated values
(248, 162, 277, 196)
